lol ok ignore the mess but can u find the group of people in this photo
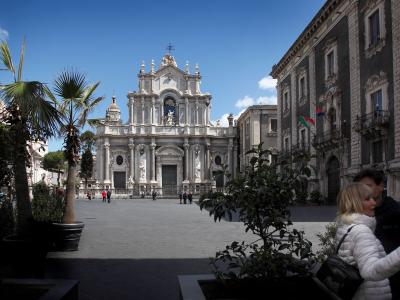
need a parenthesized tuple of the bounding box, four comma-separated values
(101, 190, 112, 203)
(334, 169, 400, 299)
(178, 192, 193, 204)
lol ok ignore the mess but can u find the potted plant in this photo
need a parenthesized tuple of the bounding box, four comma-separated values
(50, 70, 104, 251)
(31, 181, 64, 249)
(188, 145, 337, 299)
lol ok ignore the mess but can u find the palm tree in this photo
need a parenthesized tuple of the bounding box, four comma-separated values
(54, 71, 103, 224)
(0, 40, 61, 236)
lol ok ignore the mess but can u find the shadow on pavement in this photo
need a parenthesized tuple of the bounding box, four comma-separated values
(45, 258, 212, 300)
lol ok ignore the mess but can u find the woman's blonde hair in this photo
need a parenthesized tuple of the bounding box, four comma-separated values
(337, 182, 372, 216)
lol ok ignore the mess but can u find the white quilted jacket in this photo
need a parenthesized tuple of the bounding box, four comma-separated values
(336, 213, 400, 300)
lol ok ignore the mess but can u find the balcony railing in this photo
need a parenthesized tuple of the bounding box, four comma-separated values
(312, 127, 348, 151)
(354, 110, 390, 139)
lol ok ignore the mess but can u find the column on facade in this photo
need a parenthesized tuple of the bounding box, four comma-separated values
(392, 0, 400, 159)
(205, 101, 210, 126)
(195, 99, 199, 126)
(205, 142, 210, 180)
(348, 1, 362, 169)
(150, 140, 156, 182)
(151, 98, 156, 125)
(183, 141, 189, 181)
(233, 143, 238, 178)
(141, 97, 145, 125)
(128, 140, 135, 183)
(129, 97, 134, 125)
(104, 140, 110, 183)
(290, 71, 297, 147)
(277, 84, 282, 152)
(228, 139, 233, 175)
(185, 98, 189, 126)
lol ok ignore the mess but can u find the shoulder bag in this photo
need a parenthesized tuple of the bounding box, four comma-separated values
(316, 225, 363, 300)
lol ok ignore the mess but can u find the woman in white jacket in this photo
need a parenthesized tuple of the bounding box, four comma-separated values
(336, 182, 400, 299)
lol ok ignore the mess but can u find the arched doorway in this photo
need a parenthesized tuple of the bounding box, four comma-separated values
(326, 156, 340, 203)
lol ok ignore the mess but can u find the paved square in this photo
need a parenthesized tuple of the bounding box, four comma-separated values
(45, 198, 333, 300)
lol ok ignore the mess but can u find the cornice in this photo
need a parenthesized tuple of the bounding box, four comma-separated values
(271, 0, 344, 78)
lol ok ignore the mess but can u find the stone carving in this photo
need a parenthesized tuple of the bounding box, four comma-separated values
(194, 148, 201, 179)
(166, 110, 174, 126)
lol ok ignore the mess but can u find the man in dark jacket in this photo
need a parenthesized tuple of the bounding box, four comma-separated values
(106, 189, 112, 203)
(354, 169, 400, 299)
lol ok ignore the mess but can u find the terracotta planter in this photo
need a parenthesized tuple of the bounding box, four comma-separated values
(52, 222, 84, 251)
(0, 235, 48, 278)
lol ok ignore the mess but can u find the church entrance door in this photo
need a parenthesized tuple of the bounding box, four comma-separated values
(326, 156, 340, 204)
(162, 165, 177, 195)
(114, 171, 126, 190)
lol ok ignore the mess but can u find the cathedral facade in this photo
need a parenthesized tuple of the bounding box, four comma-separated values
(95, 54, 237, 195)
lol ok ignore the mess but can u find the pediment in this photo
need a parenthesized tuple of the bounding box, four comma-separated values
(156, 145, 184, 157)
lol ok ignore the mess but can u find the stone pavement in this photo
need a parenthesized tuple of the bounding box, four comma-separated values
(45, 198, 336, 300)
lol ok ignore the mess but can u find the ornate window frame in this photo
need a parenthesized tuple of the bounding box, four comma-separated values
(281, 83, 290, 117)
(324, 39, 338, 86)
(365, 71, 389, 113)
(269, 118, 278, 133)
(322, 87, 342, 133)
(297, 126, 308, 149)
(363, 0, 386, 58)
(297, 67, 308, 106)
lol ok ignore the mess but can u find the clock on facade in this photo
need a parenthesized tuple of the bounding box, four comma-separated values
(116, 155, 123, 165)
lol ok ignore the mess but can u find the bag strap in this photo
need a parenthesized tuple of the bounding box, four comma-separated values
(335, 224, 358, 254)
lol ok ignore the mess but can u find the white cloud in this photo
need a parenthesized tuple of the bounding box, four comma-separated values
(235, 95, 255, 109)
(0, 28, 9, 40)
(258, 75, 277, 90)
(256, 96, 277, 105)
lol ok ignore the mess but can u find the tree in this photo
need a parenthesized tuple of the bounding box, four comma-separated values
(43, 150, 65, 187)
(80, 148, 93, 194)
(0, 123, 13, 188)
(53, 71, 103, 224)
(80, 130, 95, 152)
(0, 40, 62, 236)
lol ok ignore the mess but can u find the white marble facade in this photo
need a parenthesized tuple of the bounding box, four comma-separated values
(95, 54, 236, 194)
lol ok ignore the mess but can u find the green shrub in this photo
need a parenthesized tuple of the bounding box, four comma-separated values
(32, 181, 64, 223)
(0, 196, 15, 239)
(309, 190, 324, 205)
(200, 144, 316, 280)
(315, 222, 338, 262)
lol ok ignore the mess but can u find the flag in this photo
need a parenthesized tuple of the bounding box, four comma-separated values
(304, 116, 315, 126)
(299, 116, 310, 128)
(316, 106, 325, 117)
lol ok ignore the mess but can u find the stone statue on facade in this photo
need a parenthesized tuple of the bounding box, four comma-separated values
(166, 110, 174, 126)
(139, 154, 146, 181)
(195, 150, 201, 179)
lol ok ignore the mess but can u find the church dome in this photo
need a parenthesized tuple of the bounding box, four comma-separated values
(108, 96, 120, 111)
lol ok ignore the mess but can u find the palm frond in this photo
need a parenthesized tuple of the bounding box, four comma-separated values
(17, 38, 25, 82)
(0, 41, 15, 79)
(1, 81, 62, 137)
(87, 118, 102, 127)
(54, 70, 87, 100)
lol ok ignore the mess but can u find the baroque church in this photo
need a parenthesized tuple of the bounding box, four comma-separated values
(95, 54, 237, 195)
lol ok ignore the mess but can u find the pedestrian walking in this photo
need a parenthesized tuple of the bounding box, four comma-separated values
(107, 189, 112, 203)
(152, 190, 157, 201)
(101, 190, 106, 202)
(188, 192, 193, 204)
(179, 192, 183, 204)
(183, 192, 187, 204)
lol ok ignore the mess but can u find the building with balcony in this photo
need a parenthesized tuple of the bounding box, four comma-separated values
(271, 0, 400, 202)
(236, 105, 278, 171)
(95, 54, 237, 195)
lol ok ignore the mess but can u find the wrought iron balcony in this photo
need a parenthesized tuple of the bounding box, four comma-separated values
(291, 143, 310, 154)
(354, 110, 390, 139)
(312, 128, 348, 152)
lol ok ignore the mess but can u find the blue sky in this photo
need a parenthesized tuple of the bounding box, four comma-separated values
(0, 0, 325, 151)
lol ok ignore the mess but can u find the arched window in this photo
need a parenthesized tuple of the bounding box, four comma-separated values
(164, 97, 176, 125)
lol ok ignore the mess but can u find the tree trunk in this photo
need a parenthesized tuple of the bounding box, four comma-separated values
(57, 169, 60, 187)
(63, 164, 76, 224)
(13, 121, 33, 237)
